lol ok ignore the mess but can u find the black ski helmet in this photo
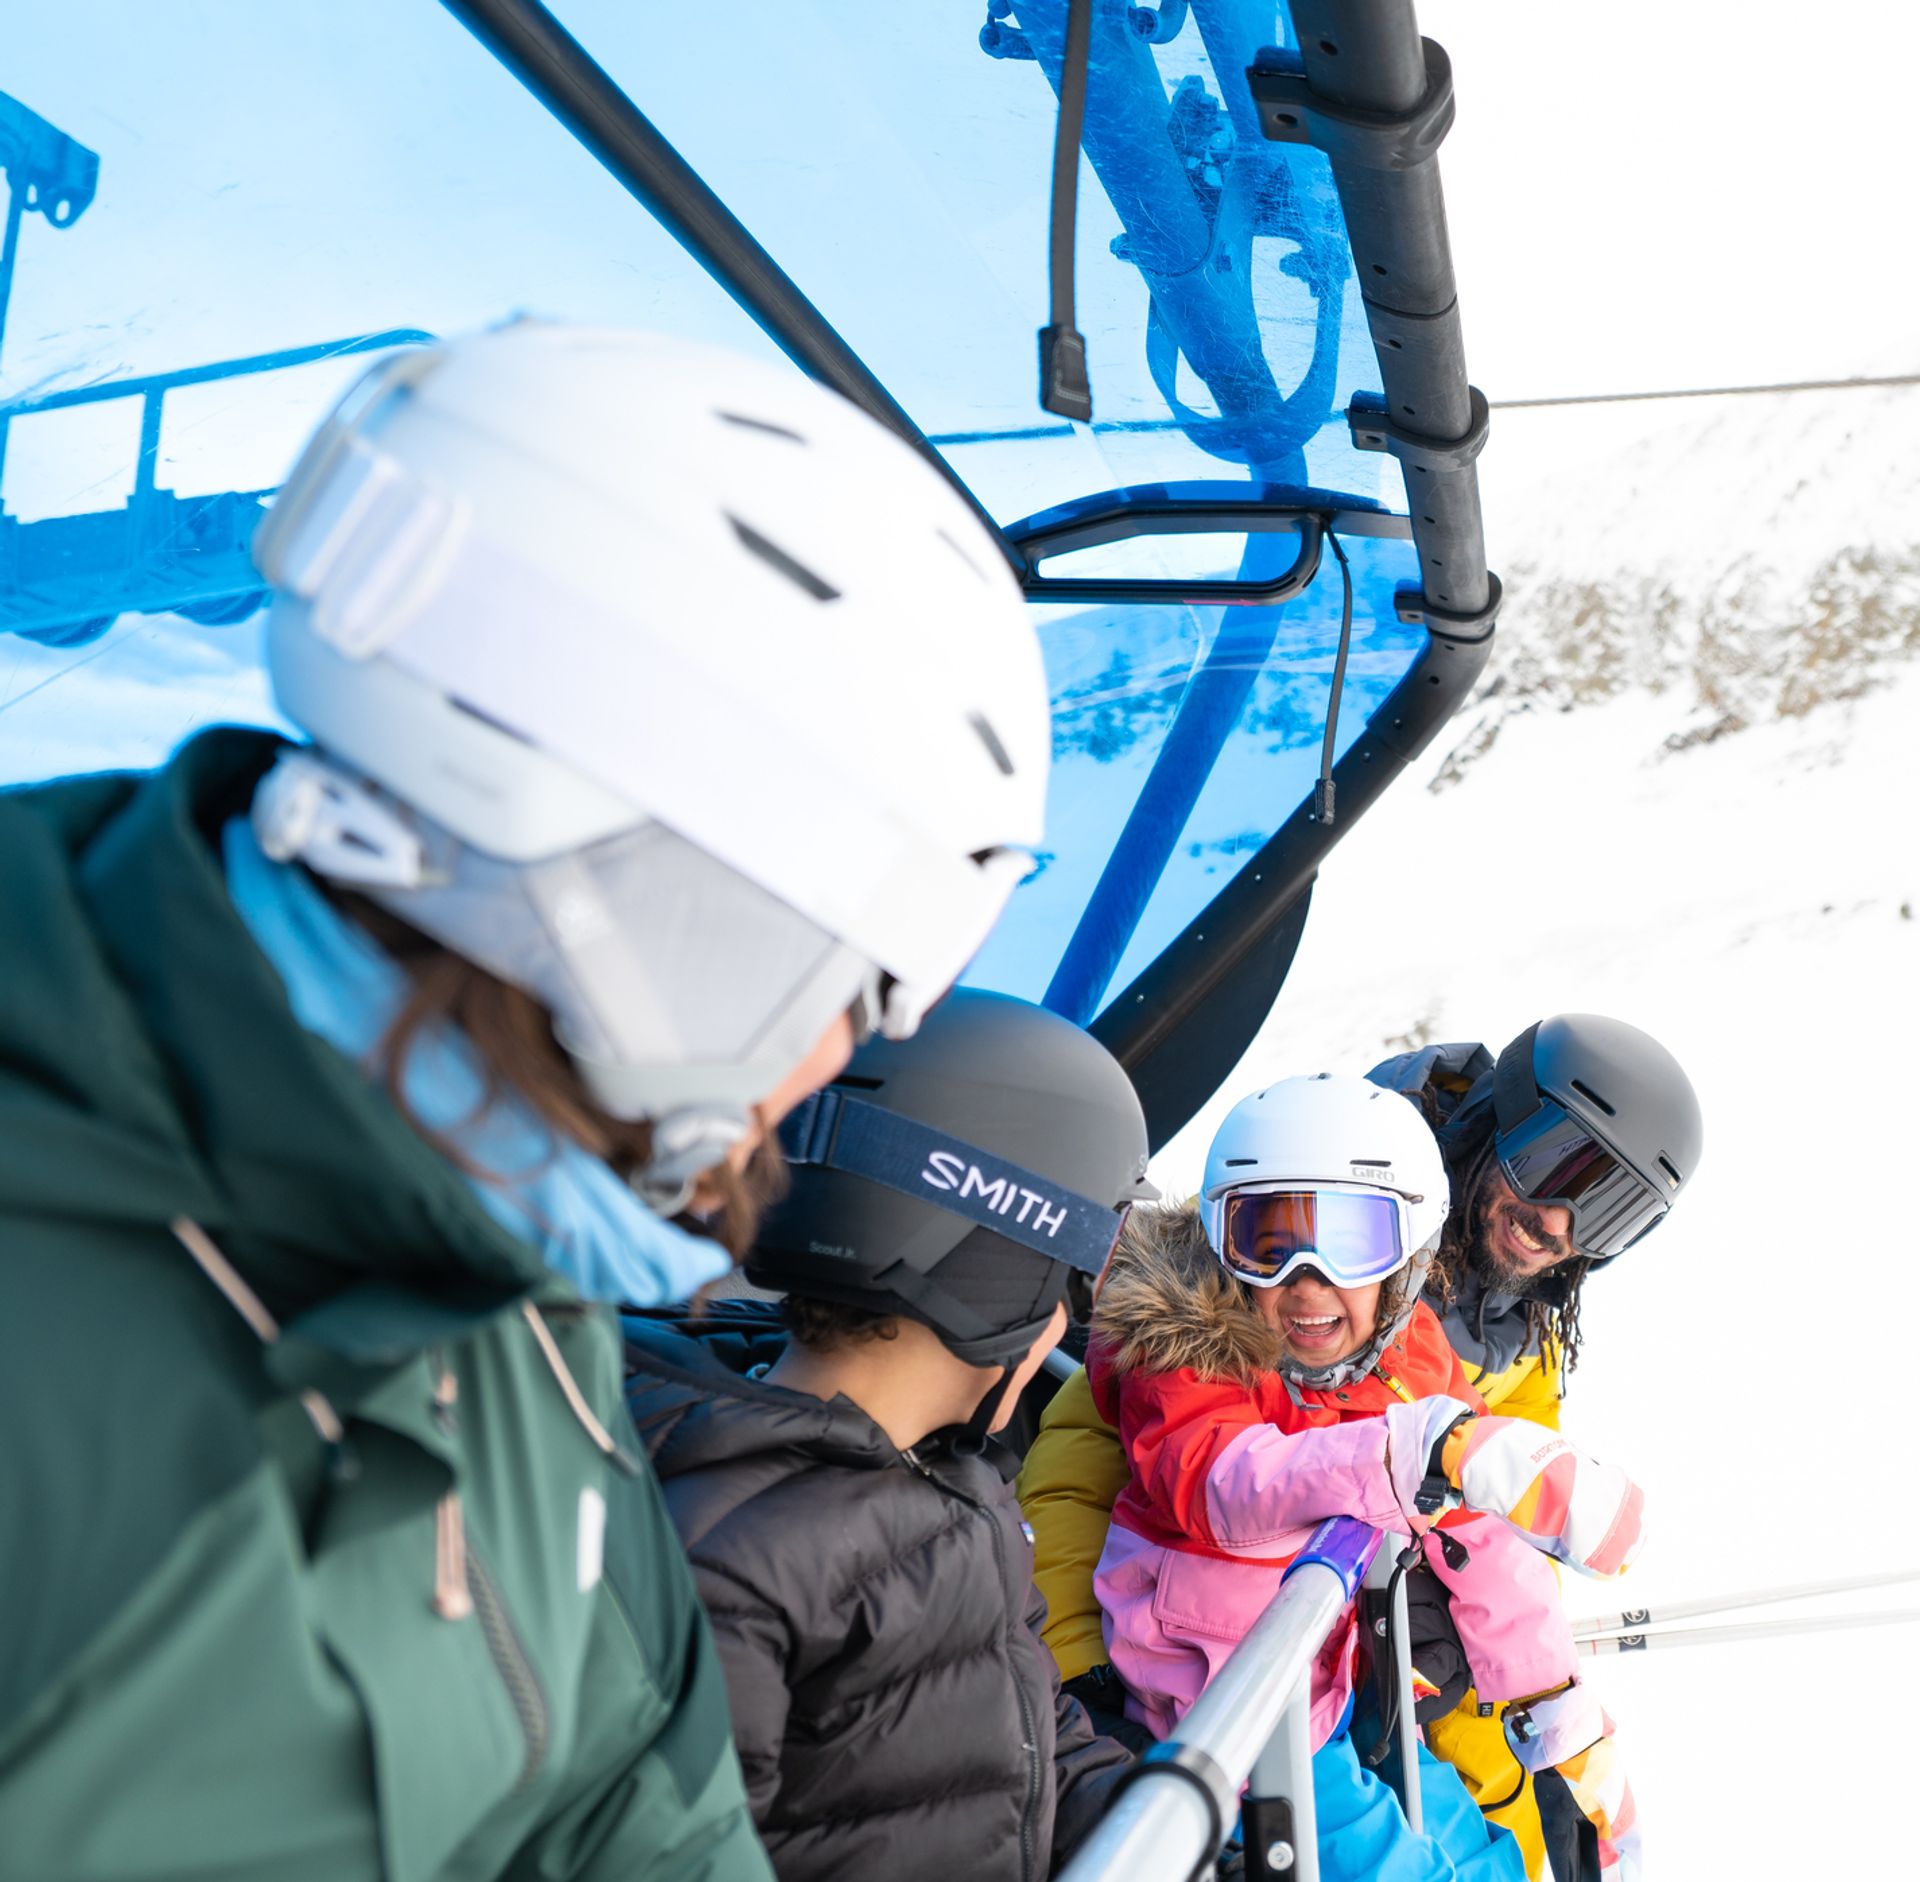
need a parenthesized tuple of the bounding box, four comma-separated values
(751, 988, 1155, 1368)
(1491, 1014, 1704, 1262)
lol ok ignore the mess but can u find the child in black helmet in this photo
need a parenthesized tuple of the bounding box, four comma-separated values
(622, 990, 1151, 1882)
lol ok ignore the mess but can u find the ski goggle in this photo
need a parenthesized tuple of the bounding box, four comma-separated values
(1219, 1189, 1409, 1290)
(1494, 1101, 1671, 1261)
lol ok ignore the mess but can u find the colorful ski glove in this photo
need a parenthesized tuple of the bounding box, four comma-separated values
(1437, 1416, 1645, 1577)
(1505, 1680, 1642, 1882)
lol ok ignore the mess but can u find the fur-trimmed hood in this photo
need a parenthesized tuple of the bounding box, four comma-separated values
(1092, 1199, 1282, 1385)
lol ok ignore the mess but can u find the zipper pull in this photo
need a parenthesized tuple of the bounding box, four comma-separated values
(434, 1490, 474, 1621)
(1373, 1360, 1418, 1403)
(432, 1354, 459, 1430)
(430, 1356, 473, 1620)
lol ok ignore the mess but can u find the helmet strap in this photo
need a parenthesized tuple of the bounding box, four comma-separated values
(942, 1363, 1016, 1457)
(877, 1255, 1045, 1370)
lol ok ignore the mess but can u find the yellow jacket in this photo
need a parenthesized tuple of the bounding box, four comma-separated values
(1423, 1342, 1561, 1875)
(1017, 1363, 1129, 1684)
(1462, 1343, 1562, 1430)
(1017, 1342, 1566, 1875)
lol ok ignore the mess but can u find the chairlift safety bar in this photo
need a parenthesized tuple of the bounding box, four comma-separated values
(1057, 1517, 1411, 1882)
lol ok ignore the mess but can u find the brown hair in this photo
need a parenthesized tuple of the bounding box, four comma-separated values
(780, 1295, 901, 1353)
(332, 890, 784, 1262)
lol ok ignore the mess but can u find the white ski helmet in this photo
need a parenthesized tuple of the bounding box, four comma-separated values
(249, 322, 1049, 1176)
(1201, 1074, 1451, 1386)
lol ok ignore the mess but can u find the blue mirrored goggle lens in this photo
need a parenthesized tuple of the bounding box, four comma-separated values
(1221, 1190, 1405, 1288)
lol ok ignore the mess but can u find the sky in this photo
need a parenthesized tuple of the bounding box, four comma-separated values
(1428, 0, 1920, 397)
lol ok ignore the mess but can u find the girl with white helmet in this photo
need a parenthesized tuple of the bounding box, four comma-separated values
(1085, 1076, 1646, 1882)
(0, 323, 1049, 1880)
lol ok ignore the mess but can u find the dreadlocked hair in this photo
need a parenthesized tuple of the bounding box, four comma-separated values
(1431, 1107, 1593, 1380)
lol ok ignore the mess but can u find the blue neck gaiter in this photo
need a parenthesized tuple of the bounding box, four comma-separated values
(222, 816, 731, 1309)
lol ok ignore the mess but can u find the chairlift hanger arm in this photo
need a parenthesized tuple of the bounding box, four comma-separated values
(1094, 603, 1493, 1150)
(1249, 3, 1497, 632)
(1051, 3, 1502, 1140)
(436, 0, 1018, 569)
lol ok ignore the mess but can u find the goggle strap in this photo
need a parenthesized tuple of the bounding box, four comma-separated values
(1492, 1020, 1544, 1134)
(781, 1089, 1119, 1275)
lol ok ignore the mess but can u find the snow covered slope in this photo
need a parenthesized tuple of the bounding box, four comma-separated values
(1155, 389, 1920, 1876)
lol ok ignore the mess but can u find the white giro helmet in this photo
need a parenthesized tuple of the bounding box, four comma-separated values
(1202, 1075, 1450, 1384)
(250, 322, 1049, 1165)
(1203, 1074, 1450, 1254)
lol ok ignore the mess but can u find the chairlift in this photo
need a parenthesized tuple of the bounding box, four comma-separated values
(0, 0, 1495, 1155)
(3, 8, 1502, 1879)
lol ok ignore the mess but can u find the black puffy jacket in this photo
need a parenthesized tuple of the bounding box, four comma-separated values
(623, 1302, 1132, 1882)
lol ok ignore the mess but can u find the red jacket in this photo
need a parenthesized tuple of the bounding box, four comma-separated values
(1090, 1299, 1485, 1563)
(1083, 1207, 1575, 1745)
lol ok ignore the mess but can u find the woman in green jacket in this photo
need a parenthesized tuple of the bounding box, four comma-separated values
(0, 323, 1051, 1882)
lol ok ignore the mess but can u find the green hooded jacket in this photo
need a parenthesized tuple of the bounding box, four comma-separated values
(0, 730, 772, 1882)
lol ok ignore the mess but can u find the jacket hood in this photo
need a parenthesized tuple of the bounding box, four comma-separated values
(0, 730, 550, 1339)
(1366, 1040, 1570, 1364)
(624, 1300, 901, 1482)
(1090, 1201, 1282, 1386)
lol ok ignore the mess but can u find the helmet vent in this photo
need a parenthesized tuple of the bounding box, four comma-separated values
(937, 525, 990, 583)
(969, 712, 1016, 775)
(1350, 1158, 1391, 1167)
(726, 515, 841, 601)
(1224, 1157, 1258, 1167)
(715, 409, 805, 443)
(448, 693, 531, 743)
(1657, 1155, 1682, 1187)
(833, 1074, 886, 1091)
(1570, 1078, 1616, 1116)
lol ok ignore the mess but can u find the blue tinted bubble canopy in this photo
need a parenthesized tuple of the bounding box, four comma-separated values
(3, 0, 1495, 1150)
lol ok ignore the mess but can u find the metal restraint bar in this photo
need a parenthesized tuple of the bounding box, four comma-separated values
(1056, 1517, 1385, 1882)
(1249, 2, 1499, 642)
(1359, 1538, 1425, 1834)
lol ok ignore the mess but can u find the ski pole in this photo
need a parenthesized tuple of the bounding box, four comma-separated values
(1577, 1609, 1920, 1655)
(1570, 1564, 1920, 1637)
